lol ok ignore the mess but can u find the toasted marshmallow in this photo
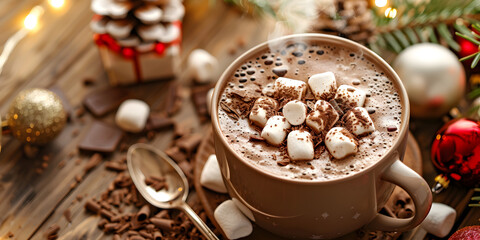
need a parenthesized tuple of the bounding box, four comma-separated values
(134, 4, 163, 24)
(282, 100, 307, 125)
(287, 130, 314, 161)
(261, 116, 291, 145)
(249, 97, 278, 127)
(188, 49, 219, 84)
(274, 77, 307, 101)
(200, 154, 227, 193)
(306, 100, 339, 134)
(106, 20, 134, 39)
(308, 72, 337, 100)
(343, 107, 375, 136)
(115, 99, 150, 133)
(334, 85, 366, 110)
(214, 200, 253, 239)
(325, 127, 358, 159)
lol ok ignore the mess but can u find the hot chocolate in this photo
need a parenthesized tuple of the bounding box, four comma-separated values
(217, 40, 403, 181)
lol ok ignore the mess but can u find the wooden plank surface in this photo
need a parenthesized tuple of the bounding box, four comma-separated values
(0, 0, 477, 239)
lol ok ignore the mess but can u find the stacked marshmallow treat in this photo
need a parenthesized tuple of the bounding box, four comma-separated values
(90, 0, 184, 85)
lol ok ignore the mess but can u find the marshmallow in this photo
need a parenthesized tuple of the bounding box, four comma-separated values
(308, 72, 337, 100)
(138, 24, 165, 42)
(214, 200, 253, 239)
(117, 36, 141, 47)
(90, 16, 108, 34)
(207, 88, 214, 116)
(274, 77, 307, 101)
(108, 1, 131, 19)
(343, 107, 375, 136)
(162, 0, 185, 22)
(306, 100, 339, 134)
(283, 100, 307, 125)
(325, 127, 358, 159)
(115, 99, 150, 133)
(334, 85, 366, 110)
(188, 49, 219, 83)
(262, 83, 275, 97)
(232, 198, 255, 221)
(134, 4, 163, 24)
(249, 97, 278, 127)
(421, 203, 456, 238)
(91, 0, 131, 19)
(287, 130, 314, 161)
(261, 116, 291, 146)
(200, 154, 227, 193)
(106, 20, 134, 39)
(159, 24, 181, 43)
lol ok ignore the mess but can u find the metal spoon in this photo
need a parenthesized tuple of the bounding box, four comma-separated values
(127, 143, 219, 240)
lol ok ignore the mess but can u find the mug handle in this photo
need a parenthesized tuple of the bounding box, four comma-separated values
(365, 159, 432, 232)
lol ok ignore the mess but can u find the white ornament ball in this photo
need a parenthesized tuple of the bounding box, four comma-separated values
(393, 43, 466, 118)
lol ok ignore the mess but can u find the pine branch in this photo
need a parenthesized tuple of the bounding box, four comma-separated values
(369, 0, 480, 54)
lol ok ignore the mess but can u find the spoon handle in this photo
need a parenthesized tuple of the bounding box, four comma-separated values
(180, 203, 220, 240)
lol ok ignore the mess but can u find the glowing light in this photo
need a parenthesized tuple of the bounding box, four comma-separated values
(24, 6, 44, 30)
(48, 0, 65, 9)
(384, 7, 397, 18)
(375, 0, 387, 7)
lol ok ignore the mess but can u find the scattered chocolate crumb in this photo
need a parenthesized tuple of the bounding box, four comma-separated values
(44, 224, 60, 238)
(387, 126, 397, 132)
(146, 112, 174, 131)
(57, 160, 66, 169)
(84, 153, 102, 173)
(105, 161, 127, 172)
(63, 208, 72, 223)
(176, 134, 203, 154)
(367, 109, 376, 114)
(83, 78, 96, 86)
(249, 135, 264, 141)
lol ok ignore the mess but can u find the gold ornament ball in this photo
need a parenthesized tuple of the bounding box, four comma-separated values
(7, 88, 67, 145)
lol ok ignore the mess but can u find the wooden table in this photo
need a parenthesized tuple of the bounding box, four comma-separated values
(0, 0, 477, 239)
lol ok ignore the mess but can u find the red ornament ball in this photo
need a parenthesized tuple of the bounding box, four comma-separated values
(431, 118, 480, 186)
(449, 226, 480, 240)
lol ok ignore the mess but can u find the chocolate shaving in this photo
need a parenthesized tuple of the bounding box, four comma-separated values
(44, 224, 60, 238)
(249, 135, 264, 141)
(220, 102, 239, 120)
(85, 200, 101, 213)
(84, 153, 102, 173)
(105, 161, 127, 172)
(176, 134, 202, 154)
(328, 99, 344, 116)
(136, 205, 150, 222)
(150, 218, 174, 231)
(63, 208, 72, 223)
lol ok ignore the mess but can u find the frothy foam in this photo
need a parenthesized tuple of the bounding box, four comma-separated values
(218, 41, 402, 181)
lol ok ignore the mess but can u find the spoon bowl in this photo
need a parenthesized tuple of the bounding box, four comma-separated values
(127, 143, 219, 240)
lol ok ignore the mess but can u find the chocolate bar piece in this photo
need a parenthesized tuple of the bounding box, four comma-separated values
(83, 88, 130, 117)
(78, 121, 123, 153)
